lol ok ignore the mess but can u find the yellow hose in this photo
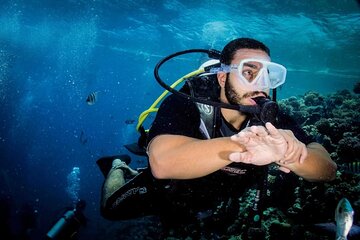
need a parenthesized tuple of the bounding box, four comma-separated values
(136, 68, 205, 131)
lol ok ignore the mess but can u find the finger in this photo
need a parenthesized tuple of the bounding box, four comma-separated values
(265, 122, 281, 138)
(231, 131, 255, 139)
(278, 166, 291, 173)
(250, 125, 268, 137)
(230, 135, 249, 145)
(281, 132, 297, 159)
(231, 132, 258, 145)
(283, 133, 296, 154)
(241, 127, 253, 133)
(230, 132, 242, 141)
(283, 144, 301, 164)
(282, 129, 295, 138)
(228, 152, 243, 162)
(284, 140, 295, 158)
(240, 131, 258, 138)
(284, 140, 306, 164)
(299, 145, 308, 164)
(230, 133, 240, 140)
(229, 152, 252, 163)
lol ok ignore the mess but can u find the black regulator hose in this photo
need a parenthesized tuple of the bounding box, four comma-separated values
(153, 49, 262, 114)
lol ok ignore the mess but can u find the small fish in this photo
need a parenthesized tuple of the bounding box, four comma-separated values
(309, 198, 360, 239)
(86, 91, 98, 105)
(79, 130, 87, 145)
(335, 198, 354, 240)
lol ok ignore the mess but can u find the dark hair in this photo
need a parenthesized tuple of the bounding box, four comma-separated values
(220, 38, 270, 65)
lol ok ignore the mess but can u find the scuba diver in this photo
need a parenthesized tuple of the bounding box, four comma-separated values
(46, 199, 87, 240)
(97, 38, 337, 238)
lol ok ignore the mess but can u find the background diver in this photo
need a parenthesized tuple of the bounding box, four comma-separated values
(97, 37, 337, 237)
(46, 199, 87, 240)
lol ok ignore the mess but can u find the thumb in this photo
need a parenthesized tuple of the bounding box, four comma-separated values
(278, 166, 291, 173)
(229, 152, 251, 163)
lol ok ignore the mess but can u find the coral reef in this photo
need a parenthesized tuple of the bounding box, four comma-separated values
(261, 89, 360, 240)
(279, 89, 360, 162)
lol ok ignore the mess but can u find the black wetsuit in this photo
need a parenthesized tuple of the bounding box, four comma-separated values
(101, 93, 314, 227)
(145, 93, 314, 225)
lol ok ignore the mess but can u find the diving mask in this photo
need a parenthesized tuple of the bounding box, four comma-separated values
(211, 58, 287, 91)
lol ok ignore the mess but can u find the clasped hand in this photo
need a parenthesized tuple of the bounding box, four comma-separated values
(229, 122, 307, 173)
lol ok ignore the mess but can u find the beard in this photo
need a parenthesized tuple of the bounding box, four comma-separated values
(224, 74, 268, 105)
(224, 76, 241, 105)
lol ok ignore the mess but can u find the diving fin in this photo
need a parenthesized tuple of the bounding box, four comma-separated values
(124, 143, 147, 156)
(96, 154, 131, 177)
(124, 126, 148, 156)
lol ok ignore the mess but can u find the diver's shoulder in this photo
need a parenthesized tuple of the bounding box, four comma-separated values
(163, 93, 196, 107)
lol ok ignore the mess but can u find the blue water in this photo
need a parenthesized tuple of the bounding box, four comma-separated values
(0, 0, 359, 239)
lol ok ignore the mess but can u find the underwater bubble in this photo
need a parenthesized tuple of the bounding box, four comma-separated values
(66, 166, 81, 207)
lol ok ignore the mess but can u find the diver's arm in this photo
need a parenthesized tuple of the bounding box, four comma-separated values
(277, 142, 337, 182)
(148, 134, 244, 179)
(228, 122, 337, 182)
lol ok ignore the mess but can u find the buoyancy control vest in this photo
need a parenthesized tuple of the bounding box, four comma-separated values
(180, 73, 221, 139)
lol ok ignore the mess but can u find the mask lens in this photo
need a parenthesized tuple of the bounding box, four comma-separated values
(267, 63, 286, 88)
(240, 61, 263, 83)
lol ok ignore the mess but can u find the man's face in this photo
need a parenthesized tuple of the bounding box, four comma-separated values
(223, 49, 271, 106)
